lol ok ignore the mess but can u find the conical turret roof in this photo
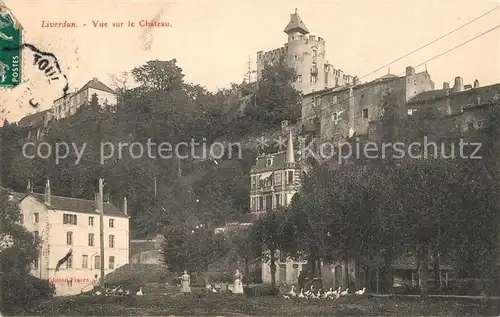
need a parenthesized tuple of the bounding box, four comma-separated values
(284, 9, 309, 35)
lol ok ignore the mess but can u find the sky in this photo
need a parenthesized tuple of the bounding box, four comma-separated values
(0, 0, 499, 123)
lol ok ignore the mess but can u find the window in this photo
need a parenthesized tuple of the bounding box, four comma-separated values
(88, 233, 95, 246)
(82, 255, 88, 269)
(287, 171, 294, 184)
(34, 257, 39, 269)
(266, 157, 273, 167)
(297, 75, 302, 83)
(66, 231, 73, 245)
(312, 49, 317, 58)
(293, 54, 297, 60)
(34, 213, 39, 223)
(258, 197, 264, 210)
(34, 230, 39, 240)
(109, 256, 115, 269)
(20, 214, 24, 224)
(332, 113, 338, 121)
(275, 194, 281, 207)
(274, 172, 282, 186)
(95, 256, 101, 269)
(467, 122, 474, 132)
(310, 75, 317, 84)
(109, 219, 114, 228)
(476, 95, 481, 104)
(66, 279, 72, 287)
(66, 255, 73, 269)
(88, 217, 94, 226)
(264, 195, 271, 210)
(362, 108, 369, 118)
(109, 235, 115, 248)
(63, 214, 77, 225)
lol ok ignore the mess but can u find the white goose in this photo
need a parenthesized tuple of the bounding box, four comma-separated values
(340, 288, 348, 296)
(325, 288, 333, 297)
(136, 287, 143, 296)
(355, 287, 366, 295)
(298, 288, 305, 299)
(289, 285, 296, 297)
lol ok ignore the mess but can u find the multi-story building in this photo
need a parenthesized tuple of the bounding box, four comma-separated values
(302, 66, 435, 143)
(405, 78, 500, 132)
(52, 77, 117, 120)
(17, 109, 54, 140)
(257, 10, 357, 95)
(247, 122, 308, 284)
(13, 180, 129, 296)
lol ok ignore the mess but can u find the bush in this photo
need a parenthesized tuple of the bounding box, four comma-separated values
(2, 273, 55, 312)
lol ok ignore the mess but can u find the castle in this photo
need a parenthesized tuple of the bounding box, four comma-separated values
(257, 9, 358, 95)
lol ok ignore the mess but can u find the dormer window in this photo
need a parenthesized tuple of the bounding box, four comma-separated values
(312, 49, 317, 58)
(266, 157, 273, 167)
(332, 112, 338, 121)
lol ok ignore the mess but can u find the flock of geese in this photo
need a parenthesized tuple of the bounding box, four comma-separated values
(282, 285, 366, 300)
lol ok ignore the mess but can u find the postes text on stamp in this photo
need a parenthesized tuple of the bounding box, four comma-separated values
(0, 4, 22, 87)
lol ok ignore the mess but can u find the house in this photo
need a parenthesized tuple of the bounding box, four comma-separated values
(52, 77, 117, 120)
(12, 180, 129, 296)
(17, 109, 54, 140)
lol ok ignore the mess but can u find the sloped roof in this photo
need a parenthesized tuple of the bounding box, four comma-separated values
(408, 89, 450, 104)
(77, 78, 116, 95)
(408, 83, 500, 105)
(54, 78, 116, 102)
(284, 10, 309, 34)
(14, 191, 128, 218)
(17, 109, 51, 128)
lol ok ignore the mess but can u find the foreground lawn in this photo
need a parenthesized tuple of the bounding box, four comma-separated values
(10, 292, 500, 316)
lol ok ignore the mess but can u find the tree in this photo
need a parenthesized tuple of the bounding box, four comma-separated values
(247, 210, 287, 290)
(162, 224, 229, 282)
(252, 56, 302, 125)
(131, 59, 185, 92)
(0, 189, 55, 313)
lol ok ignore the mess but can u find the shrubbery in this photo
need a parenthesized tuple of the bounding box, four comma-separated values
(1, 273, 55, 313)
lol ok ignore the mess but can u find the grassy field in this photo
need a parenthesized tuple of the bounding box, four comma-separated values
(10, 291, 500, 316)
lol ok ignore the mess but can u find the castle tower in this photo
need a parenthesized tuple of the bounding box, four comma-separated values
(284, 9, 326, 95)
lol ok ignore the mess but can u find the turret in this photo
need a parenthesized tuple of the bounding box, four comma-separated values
(286, 127, 295, 164)
(44, 179, 51, 206)
(284, 9, 309, 36)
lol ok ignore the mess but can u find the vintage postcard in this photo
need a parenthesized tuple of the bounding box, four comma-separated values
(0, 0, 499, 315)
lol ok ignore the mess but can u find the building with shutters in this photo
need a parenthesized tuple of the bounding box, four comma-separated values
(9, 180, 130, 296)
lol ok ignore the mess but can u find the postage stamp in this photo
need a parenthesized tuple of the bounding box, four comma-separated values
(0, 3, 22, 87)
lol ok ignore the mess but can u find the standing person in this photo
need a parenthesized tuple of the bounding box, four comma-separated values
(233, 269, 244, 294)
(180, 271, 191, 295)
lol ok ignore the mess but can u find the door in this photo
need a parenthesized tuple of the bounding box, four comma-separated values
(334, 265, 343, 288)
(279, 264, 287, 284)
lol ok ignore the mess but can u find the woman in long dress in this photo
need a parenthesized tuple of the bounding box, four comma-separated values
(233, 269, 244, 294)
(180, 271, 191, 295)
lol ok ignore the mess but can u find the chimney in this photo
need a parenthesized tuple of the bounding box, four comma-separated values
(92, 77, 98, 82)
(473, 79, 479, 89)
(405, 66, 415, 76)
(443, 82, 450, 90)
(286, 128, 295, 163)
(26, 179, 32, 193)
(453, 76, 463, 92)
(44, 179, 51, 206)
(353, 76, 360, 85)
(94, 193, 98, 211)
(123, 197, 128, 216)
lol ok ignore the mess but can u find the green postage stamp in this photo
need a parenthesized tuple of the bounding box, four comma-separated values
(0, 3, 22, 87)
